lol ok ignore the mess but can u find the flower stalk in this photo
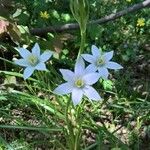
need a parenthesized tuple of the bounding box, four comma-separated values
(70, 0, 89, 59)
(65, 100, 82, 150)
(78, 31, 86, 59)
(65, 98, 75, 149)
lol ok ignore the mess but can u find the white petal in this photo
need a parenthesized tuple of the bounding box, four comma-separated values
(72, 88, 83, 106)
(15, 59, 29, 67)
(91, 45, 101, 57)
(83, 73, 100, 85)
(81, 54, 95, 63)
(60, 69, 74, 82)
(32, 43, 41, 57)
(53, 82, 73, 95)
(85, 64, 97, 73)
(35, 62, 47, 70)
(19, 48, 31, 59)
(23, 67, 34, 80)
(75, 57, 85, 76)
(103, 51, 114, 62)
(83, 86, 101, 101)
(98, 67, 109, 79)
(106, 61, 123, 70)
(40, 50, 53, 62)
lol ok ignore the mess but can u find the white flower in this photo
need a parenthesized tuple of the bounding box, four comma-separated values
(53, 57, 101, 106)
(15, 43, 53, 80)
(82, 45, 123, 79)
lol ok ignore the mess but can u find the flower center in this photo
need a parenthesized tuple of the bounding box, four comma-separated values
(28, 55, 39, 66)
(96, 57, 105, 66)
(75, 79, 84, 88)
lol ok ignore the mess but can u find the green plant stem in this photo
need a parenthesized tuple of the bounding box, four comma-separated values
(65, 98, 75, 149)
(77, 31, 86, 59)
(65, 99, 83, 150)
(74, 131, 81, 150)
(74, 106, 82, 150)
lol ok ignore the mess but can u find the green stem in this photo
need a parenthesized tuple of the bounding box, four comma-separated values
(77, 31, 86, 59)
(65, 99, 83, 150)
(65, 98, 75, 149)
(74, 106, 82, 150)
(74, 123, 82, 150)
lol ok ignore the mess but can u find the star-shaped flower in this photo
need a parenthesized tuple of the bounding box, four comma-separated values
(53, 57, 101, 106)
(15, 43, 53, 80)
(40, 11, 50, 19)
(137, 18, 145, 27)
(82, 45, 123, 79)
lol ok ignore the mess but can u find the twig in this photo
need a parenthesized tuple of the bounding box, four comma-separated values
(30, 0, 150, 35)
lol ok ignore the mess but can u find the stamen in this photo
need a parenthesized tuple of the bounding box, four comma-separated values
(96, 57, 105, 66)
(28, 55, 39, 66)
(75, 78, 84, 88)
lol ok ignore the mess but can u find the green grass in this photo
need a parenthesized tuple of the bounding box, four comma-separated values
(0, 0, 150, 149)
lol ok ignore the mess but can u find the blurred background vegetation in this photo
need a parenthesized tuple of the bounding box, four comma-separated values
(0, 0, 150, 149)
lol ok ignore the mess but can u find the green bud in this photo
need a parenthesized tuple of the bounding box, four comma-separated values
(70, 0, 89, 33)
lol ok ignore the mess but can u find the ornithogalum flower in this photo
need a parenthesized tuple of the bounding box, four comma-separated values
(53, 57, 101, 106)
(15, 43, 53, 80)
(82, 45, 123, 79)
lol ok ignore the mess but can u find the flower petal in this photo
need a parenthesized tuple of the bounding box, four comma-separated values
(72, 88, 83, 106)
(81, 54, 95, 63)
(106, 61, 123, 70)
(91, 45, 101, 57)
(103, 51, 114, 62)
(15, 59, 29, 67)
(40, 50, 53, 62)
(32, 43, 41, 57)
(98, 67, 109, 79)
(85, 64, 97, 73)
(60, 69, 74, 82)
(75, 57, 85, 76)
(19, 48, 31, 59)
(83, 73, 100, 85)
(23, 67, 34, 80)
(84, 85, 101, 101)
(53, 82, 73, 95)
(35, 62, 47, 70)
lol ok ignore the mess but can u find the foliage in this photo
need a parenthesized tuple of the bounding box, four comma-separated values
(0, 0, 150, 149)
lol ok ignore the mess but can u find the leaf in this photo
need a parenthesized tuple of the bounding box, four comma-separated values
(7, 22, 21, 44)
(0, 125, 62, 132)
(0, 0, 14, 18)
(12, 8, 22, 18)
(0, 95, 7, 101)
(1, 75, 17, 91)
(0, 70, 37, 82)
(4, 75, 16, 86)
(0, 134, 14, 150)
(52, 36, 63, 54)
(103, 79, 113, 90)
(52, 34, 75, 54)
(17, 25, 29, 34)
(61, 13, 71, 22)
(111, 148, 122, 150)
(59, 33, 76, 41)
(0, 19, 9, 35)
(122, 55, 129, 61)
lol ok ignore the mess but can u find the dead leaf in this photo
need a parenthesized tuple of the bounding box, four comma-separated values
(59, 33, 76, 41)
(52, 36, 63, 53)
(0, 19, 9, 34)
(7, 22, 21, 44)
